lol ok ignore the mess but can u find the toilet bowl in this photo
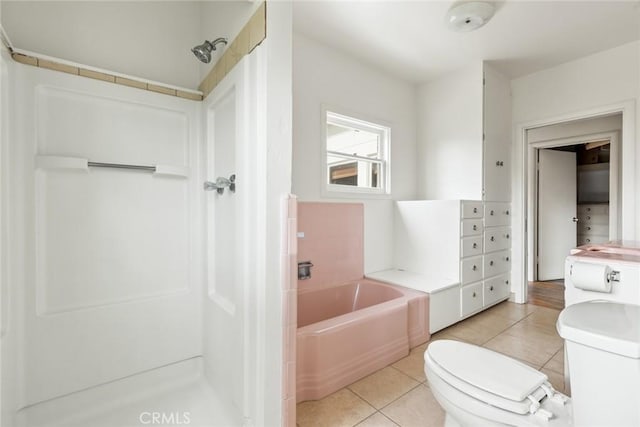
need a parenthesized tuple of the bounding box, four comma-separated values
(424, 301, 640, 427)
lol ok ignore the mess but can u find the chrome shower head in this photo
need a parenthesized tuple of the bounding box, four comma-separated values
(191, 37, 228, 63)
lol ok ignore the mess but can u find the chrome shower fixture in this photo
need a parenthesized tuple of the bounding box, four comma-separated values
(191, 37, 228, 63)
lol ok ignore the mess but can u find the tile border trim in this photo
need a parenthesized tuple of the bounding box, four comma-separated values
(198, 2, 266, 99)
(10, 52, 204, 102)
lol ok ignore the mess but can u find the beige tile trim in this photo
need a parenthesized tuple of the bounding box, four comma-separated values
(10, 52, 204, 102)
(198, 1, 267, 99)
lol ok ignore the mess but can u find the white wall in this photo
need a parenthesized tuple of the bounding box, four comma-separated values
(292, 33, 417, 274)
(1, 1, 261, 90)
(262, 3, 292, 425)
(511, 40, 640, 301)
(417, 63, 483, 200)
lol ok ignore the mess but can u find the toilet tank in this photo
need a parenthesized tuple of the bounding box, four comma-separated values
(557, 301, 640, 427)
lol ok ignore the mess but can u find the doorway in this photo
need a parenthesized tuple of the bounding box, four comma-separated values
(527, 114, 621, 308)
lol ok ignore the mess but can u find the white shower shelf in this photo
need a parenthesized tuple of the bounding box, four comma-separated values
(35, 155, 189, 178)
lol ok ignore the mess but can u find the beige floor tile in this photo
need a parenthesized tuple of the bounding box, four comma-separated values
(348, 366, 420, 409)
(483, 301, 537, 322)
(356, 412, 399, 427)
(541, 368, 567, 395)
(543, 347, 564, 374)
(381, 384, 445, 427)
(520, 307, 561, 334)
(410, 342, 428, 355)
(483, 324, 563, 368)
(392, 351, 426, 382)
(297, 388, 375, 427)
(442, 310, 519, 345)
(428, 330, 460, 342)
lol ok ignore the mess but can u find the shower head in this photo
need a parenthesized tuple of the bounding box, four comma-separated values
(191, 37, 228, 63)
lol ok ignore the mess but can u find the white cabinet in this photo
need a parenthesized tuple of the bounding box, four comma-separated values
(483, 64, 512, 202)
(418, 62, 511, 202)
(377, 200, 511, 333)
(577, 203, 609, 245)
(461, 282, 484, 317)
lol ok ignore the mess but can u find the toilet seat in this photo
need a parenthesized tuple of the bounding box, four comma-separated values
(425, 340, 570, 423)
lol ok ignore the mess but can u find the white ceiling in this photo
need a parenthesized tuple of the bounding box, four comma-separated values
(293, 1, 640, 83)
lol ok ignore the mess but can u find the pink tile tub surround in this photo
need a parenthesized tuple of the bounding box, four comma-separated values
(296, 279, 429, 402)
(297, 202, 364, 289)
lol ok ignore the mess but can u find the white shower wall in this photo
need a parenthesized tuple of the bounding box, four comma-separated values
(3, 59, 204, 409)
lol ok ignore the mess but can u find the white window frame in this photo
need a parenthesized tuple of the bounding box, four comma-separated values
(322, 108, 391, 197)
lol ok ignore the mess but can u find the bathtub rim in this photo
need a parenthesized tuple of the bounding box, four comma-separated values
(297, 278, 428, 334)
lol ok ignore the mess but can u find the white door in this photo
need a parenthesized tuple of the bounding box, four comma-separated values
(537, 149, 577, 280)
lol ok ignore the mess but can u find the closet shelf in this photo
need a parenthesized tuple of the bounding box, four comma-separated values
(35, 155, 189, 178)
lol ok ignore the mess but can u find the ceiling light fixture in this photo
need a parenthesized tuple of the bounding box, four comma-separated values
(445, 1, 495, 32)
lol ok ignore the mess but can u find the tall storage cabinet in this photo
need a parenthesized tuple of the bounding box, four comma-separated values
(418, 62, 511, 202)
(382, 61, 514, 332)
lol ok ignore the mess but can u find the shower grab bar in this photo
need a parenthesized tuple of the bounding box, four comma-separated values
(88, 161, 156, 172)
(35, 155, 189, 178)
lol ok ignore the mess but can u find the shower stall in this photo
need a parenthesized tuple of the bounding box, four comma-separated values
(0, 4, 293, 425)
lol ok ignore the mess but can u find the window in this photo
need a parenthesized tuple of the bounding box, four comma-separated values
(324, 110, 390, 195)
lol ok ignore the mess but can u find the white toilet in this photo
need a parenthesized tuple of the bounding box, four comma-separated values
(424, 300, 640, 427)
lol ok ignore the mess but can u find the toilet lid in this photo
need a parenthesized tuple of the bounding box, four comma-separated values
(426, 340, 551, 415)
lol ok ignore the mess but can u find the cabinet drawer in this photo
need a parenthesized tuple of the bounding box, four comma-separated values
(484, 202, 511, 227)
(429, 286, 462, 333)
(461, 282, 483, 317)
(577, 204, 608, 215)
(461, 256, 483, 285)
(461, 219, 483, 237)
(483, 227, 511, 253)
(578, 234, 608, 246)
(461, 201, 483, 219)
(483, 250, 510, 277)
(578, 213, 608, 225)
(461, 236, 483, 258)
(484, 274, 510, 307)
(578, 223, 608, 236)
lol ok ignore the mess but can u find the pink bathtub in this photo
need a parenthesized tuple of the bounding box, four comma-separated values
(296, 279, 429, 402)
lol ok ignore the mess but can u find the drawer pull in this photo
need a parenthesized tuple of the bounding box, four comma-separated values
(490, 236, 495, 242)
(490, 286, 494, 291)
(489, 261, 494, 266)
(587, 208, 591, 212)
(505, 280, 509, 285)
(472, 265, 477, 271)
(473, 207, 478, 213)
(587, 216, 591, 220)
(473, 224, 477, 231)
(490, 210, 495, 216)
(505, 256, 510, 262)
(473, 243, 477, 249)
(505, 210, 510, 215)
(586, 238, 591, 243)
(472, 292, 477, 298)
(505, 234, 510, 239)
(587, 226, 591, 231)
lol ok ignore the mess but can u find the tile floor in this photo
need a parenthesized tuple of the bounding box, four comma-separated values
(297, 301, 566, 427)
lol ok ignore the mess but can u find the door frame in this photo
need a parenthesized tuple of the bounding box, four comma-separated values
(530, 131, 619, 281)
(513, 100, 635, 303)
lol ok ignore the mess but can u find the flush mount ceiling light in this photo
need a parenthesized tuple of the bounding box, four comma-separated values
(446, 1, 495, 32)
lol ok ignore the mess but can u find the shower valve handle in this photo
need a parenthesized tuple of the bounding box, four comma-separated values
(204, 174, 236, 195)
